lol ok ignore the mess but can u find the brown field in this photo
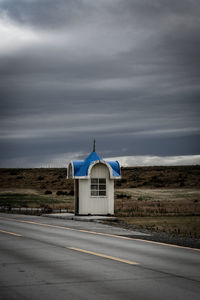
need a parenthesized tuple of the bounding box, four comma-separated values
(0, 166, 200, 238)
(0, 165, 200, 192)
(118, 216, 200, 238)
(118, 165, 200, 188)
(115, 188, 200, 216)
(114, 188, 200, 238)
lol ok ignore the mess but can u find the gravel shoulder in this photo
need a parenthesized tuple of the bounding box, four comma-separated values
(104, 220, 200, 249)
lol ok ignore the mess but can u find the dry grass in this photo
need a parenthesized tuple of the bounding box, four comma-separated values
(0, 168, 74, 192)
(0, 191, 74, 211)
(115, 188, 200, 216)
(119, 216, 200, 238)
(0, 166, 200, 192)
(114, 188, 200, 239)
(1, 168, 200, 238)
(117, 165, 200, 188)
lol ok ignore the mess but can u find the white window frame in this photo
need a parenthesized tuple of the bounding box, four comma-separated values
(90, 178, 107, 197)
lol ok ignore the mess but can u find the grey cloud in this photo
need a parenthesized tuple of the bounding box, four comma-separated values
(109, 155, 200, 167)
(1, 131, 200, 167)
(0, 0, 200, 167)
(0, 0, 88, 29)
(1, 0, 200, 35)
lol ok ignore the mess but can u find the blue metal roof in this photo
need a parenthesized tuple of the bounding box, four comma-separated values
(106, 161, 121, 177)
(70, 151, 120, 178)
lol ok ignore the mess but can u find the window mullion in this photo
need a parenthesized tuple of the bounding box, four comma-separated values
(91, 178, 106, 197)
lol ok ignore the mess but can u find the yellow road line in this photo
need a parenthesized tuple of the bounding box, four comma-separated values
(0, 216, 130, 237)
(0, 216, 199, 251)
(67, 247, 139, 265)
(0, 229, 22, 237)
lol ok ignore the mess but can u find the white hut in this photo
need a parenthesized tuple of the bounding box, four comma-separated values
(67, 142, 121, 215)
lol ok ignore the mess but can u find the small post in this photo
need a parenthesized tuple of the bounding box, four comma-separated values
(93, 139, 96, 152)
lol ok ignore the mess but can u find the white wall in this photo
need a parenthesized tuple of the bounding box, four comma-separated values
(78, 163, 114, 215)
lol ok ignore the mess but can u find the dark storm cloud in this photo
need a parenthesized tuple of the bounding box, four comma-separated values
(2, 0, 200, 28)
(0, 0, 89, 29)
(0, 0, 200, 167)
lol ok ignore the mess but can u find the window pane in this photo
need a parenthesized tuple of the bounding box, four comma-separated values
(91, 185, 98, 190)
(91, 190, 98, 196)
(99, 185, 106, 190)
(91, 179, 98, 184)
(99, 190, 106, 196)
(91, 178, 106, 197)
(99, 179, 106, 184)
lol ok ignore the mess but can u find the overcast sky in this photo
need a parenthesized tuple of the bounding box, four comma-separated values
(0, 0, 200, 167)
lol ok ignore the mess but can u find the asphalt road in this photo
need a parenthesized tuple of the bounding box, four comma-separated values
(0, 213, 199, 300)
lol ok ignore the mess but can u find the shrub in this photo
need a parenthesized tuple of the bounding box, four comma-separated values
(56, 190, 68, 196)
(40, 185, 46, 189)
(10, 170, 20, 175)
(180, 181, 185, 187)
(151, 175, 158, 182)
(68, 189, 74, 196)
(44, 190, 52, 195)
(56, 191, 64, 196)
(121, 179, 127, 183)
(117, 193, 131, 199)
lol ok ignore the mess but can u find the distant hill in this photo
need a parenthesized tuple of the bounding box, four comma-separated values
(0, 165, 199, 192)
(119, 165, 200, 188)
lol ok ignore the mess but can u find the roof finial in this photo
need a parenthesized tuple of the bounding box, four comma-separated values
(93, 139, 96, 152)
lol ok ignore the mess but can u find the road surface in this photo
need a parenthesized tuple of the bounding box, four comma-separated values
(0, 213, 199, 300)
